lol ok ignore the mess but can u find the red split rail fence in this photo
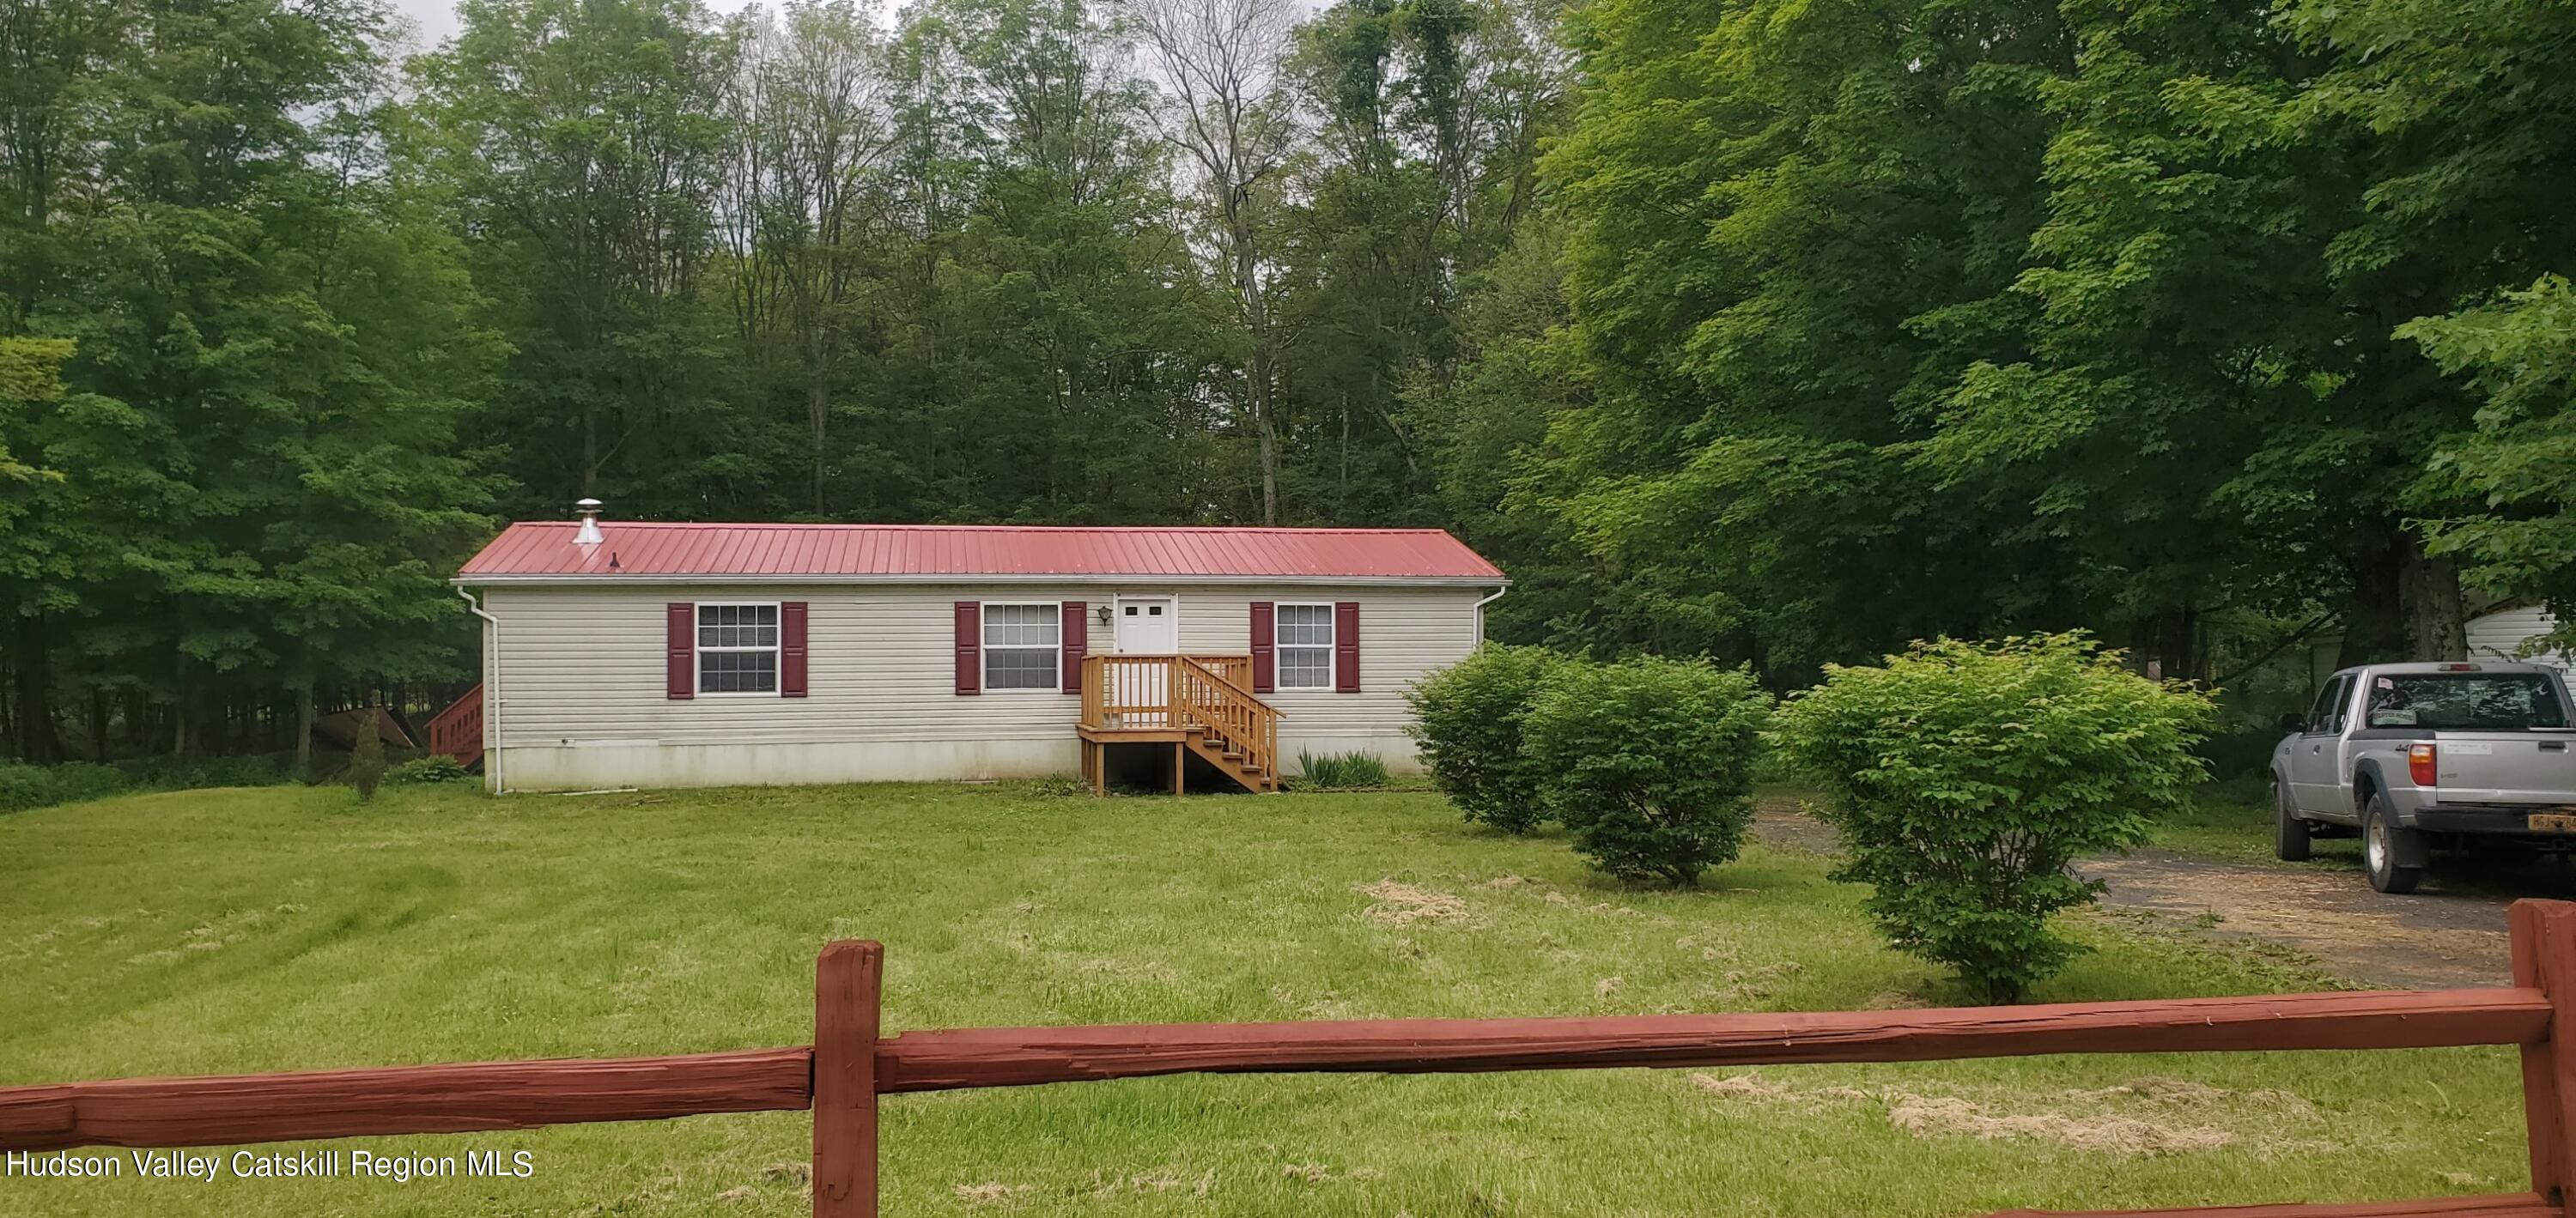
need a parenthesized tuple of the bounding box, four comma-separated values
(11, 900, 2576, 1217)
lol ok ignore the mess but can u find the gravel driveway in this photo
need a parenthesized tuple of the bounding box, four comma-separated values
(1753, 797, 2576, 990)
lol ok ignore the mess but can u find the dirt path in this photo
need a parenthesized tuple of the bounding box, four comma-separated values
(1752, 797, 2576, 990)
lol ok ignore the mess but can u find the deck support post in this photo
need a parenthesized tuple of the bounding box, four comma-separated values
(814, 941, 883, 1218)
(2512, 900, 2576, 1205)
(1172, 741, 1184, 796)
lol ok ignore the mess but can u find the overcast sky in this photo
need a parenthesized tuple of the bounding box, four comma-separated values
(389, 0, 476, 47)
(386, 0, 765, 50)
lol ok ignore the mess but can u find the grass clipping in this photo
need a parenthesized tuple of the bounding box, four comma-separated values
(1355, 880, 1471, 927)
(1688, 1071, 2324, 1158)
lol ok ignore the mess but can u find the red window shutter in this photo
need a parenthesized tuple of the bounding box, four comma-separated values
(954, 602, 981, 695)
(1061, 602, 1087, 694)
(665, 603, 695, 700)
(1249, 602, 1275, 694)
(781, 602, 809, 698)
(1334, 602, 1361, 693)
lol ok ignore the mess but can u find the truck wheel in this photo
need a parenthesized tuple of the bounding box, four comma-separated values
(2363, 795, 2423, 894)
(2274, 781, 2312, 862)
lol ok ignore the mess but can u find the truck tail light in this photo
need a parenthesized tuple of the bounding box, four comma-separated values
(2409, 742, 2438, 786)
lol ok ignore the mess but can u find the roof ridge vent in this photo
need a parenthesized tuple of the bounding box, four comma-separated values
(573, 498, 605, 546)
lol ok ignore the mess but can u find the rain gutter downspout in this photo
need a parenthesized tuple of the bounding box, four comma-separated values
(1473, 585, 1508, 643)
(457, 585, 502, 795)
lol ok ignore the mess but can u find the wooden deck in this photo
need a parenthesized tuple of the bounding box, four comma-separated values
(424, 682, 484, 770)
(1078, 654, 1280, 794)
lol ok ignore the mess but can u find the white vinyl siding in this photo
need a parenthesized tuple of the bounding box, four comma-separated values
(2469, 605, 2572, 672)
(475, 580, 1488, 789)
(1175, 585, 1479, 750)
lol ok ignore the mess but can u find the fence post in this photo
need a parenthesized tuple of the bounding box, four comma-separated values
(2512, 900, 2576, 1205)
(814, 941, 883, 1218)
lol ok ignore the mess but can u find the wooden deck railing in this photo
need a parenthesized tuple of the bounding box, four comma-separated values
(1176, 656, 1277, 779)
(1078, 654, 1279, 791)
(1082, 654, 1182, 730)
(423, 682, 484, 768)
(1078, 654, 1256, 730)
(14, 900, 2576, 1218)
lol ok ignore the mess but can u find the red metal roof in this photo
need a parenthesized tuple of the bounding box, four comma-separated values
(458, 523, 1507, 583)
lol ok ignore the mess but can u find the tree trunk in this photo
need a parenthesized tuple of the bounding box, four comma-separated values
(294, 668, 315, 781)
(170, 657, 189, 759)
(2152, 603, 2202, 684)
(809, 373, 829, 516)
(1234, 216, 1281, 525)
(2337, 546, 2410, 670)
(2405, 546, 2467, 662)
(11, 613, 65, 764)
(1249, 350, 1280, 524)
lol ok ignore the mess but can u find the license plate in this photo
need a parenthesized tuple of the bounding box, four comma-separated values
(2530, 814, 2576, 833)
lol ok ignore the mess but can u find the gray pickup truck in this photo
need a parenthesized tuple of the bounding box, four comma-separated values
(2272, 661, 2576, 893)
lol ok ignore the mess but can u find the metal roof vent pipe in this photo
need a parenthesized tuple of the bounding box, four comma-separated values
(573, 498, 605, 546)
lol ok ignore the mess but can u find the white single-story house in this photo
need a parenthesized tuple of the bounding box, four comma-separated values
(2469, 604, 2572, 671)
(440, 507, 1508, 793)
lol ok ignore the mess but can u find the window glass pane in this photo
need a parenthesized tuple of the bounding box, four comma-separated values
(2305, 677, 2343, 733)
(1279, 645, 1332, 688)
(987, 646, 1057, 689)
(2366, 673, 2568, 730)
(698, 649, 778, 694)
(1277, 604, 1334, 647)
(984, 603, 1058, 649)
(695, 605, 780, 692)
(699, 604, 779, 649)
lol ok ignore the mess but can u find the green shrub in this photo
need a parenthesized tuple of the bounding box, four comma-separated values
(350, 710, 386, 803)
(0, 761, 131, 813)
(128, 754, 289, 790)
(1523, 656, 1771, 886)
(1771, 633, 2215, 1003)
(1407, 644, 1565, 832)
(1027, 773, 1091, 797)
(0, 753, 304, 814)
(386, 754, 471, 785)
(1296, 749, 1389, 790)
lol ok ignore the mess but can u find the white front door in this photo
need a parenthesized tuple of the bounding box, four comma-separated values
(1115, 596, 1178, 654)
(1113, 597, 1179, 724)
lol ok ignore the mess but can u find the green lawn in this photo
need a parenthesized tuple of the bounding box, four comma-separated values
(2148, 779, 2292, 864)
(0, 781, 2531, 1216)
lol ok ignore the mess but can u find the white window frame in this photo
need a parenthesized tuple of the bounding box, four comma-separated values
(694, 600, 784, 698)
(1274, 602, 1335, 690)
(980, 600, 1063, 694)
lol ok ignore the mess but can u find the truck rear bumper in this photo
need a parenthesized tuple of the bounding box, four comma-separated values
(2410, 803, 2576, 839)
